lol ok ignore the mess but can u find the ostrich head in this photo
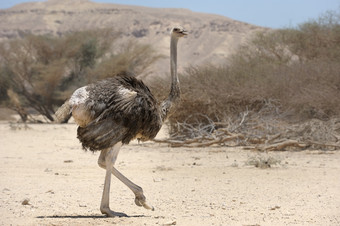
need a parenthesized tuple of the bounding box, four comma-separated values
(171, 26, 188, 38)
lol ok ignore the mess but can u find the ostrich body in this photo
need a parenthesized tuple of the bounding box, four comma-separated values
(55, 27, 187, 217)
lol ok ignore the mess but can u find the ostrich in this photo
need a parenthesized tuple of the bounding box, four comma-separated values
(55, 27, 187, 217)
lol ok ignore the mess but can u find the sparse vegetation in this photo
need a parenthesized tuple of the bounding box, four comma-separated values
(151, 10, 340, 150)
(0, 29, 161, 121)
(1, 9, 339, 150)
(245, 154, 282, 169)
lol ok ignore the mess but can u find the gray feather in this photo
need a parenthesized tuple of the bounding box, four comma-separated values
(76, 73, 162, 151)
(55, 100, 71, 123)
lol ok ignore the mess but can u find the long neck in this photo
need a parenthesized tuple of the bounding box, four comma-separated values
(169, 35, 180, 102)
(160, 35, 180, 121)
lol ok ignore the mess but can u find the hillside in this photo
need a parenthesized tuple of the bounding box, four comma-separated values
(0, 0, 265, 75)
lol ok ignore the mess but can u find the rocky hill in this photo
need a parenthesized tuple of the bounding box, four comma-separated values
(0, 0, 265, 75)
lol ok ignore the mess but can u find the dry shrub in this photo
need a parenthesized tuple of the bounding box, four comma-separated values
(0, 29, 161, 121)
(90, 40, 162, 81)
(150, 10, 340, 143)
(0, 29, 119, 121)
(246, 154, 281, 169)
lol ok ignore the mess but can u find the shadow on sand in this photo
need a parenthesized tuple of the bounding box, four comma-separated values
(37, 214, 148, 219)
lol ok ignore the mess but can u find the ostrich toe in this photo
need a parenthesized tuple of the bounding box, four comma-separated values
(135, 194, 155, 211)
(100, 207, 128, 217)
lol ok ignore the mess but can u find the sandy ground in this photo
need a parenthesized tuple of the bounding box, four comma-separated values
(0, 122, 340, 226)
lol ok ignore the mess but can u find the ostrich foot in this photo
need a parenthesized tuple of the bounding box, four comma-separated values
(100, 207, 128, 217)
(135, 194, 155, 211)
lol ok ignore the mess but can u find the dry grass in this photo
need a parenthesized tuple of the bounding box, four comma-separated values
(245, 153, 282, 169)
(149, 11, 340, 148)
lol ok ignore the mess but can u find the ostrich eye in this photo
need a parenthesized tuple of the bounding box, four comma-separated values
(173, 28, 179, 32)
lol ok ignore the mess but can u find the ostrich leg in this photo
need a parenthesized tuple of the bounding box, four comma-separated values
(100, 142, 127, 217)
(98, 148, 154, 211)
(112, 168, 154, 210)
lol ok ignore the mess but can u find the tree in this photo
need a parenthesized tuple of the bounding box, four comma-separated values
(0, 29, 161, 122)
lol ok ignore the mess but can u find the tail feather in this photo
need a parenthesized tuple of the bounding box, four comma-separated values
(55, 100, 72, 123)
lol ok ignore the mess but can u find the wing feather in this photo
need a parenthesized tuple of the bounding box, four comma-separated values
(76, 73, 162, 151)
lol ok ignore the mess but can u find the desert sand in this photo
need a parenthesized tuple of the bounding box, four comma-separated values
(0, 122, 340, 226)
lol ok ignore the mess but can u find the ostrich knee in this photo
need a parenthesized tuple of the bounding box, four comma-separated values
(98, 158, 106, 169)
(98, 149, 108, 169)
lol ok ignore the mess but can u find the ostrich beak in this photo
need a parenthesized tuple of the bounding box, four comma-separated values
(180, 30, 188, 36)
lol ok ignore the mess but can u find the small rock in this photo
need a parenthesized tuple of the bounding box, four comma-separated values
(154, 216, 165, 219)
(64, 160, 73, 163)
(163, 220, 176, 225)
(270, 205, 281, 210)
(22, 199, 30, 205)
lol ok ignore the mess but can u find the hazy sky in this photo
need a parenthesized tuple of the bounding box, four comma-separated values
(1, 0, 339, 28)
